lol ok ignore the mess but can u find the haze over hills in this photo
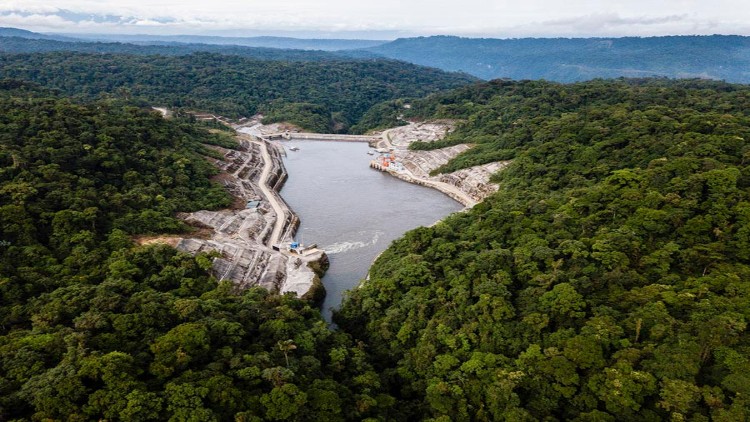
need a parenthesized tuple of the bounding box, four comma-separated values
(0, 35, 347, 61)
(0, 27, 75, 41)
(0, 27, 386, 60)
(0, 27, 387, 51)
(3, 6, 750, 417)
(358, 35, 750, 83)
(0, 50, 476, 132)
(57, 33, 388, 51)
(4, 28, 750, 83)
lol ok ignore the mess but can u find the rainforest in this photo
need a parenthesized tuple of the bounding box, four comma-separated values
(1, 46, 749, 420)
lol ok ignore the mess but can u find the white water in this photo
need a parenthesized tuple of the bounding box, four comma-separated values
(323, 230, 383, 254)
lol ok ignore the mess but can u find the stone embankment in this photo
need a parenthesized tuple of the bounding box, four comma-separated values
(145, 112, 326, 299)
(151, 111, 505, 298)
(373, 121, 510, 206)
(268, 132, 377, 143)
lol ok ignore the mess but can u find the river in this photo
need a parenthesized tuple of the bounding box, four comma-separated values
(280, 140, 463, 321)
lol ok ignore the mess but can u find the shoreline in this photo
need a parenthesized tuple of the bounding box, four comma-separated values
(369, 160, 477, 207)
(145, 112, 328, 300)
(369, 121, 507, 209)
(154, 111, 503, 307)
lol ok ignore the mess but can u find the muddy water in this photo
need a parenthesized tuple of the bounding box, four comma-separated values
(280, 140, 463, 321)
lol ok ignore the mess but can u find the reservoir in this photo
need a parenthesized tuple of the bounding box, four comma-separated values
(280, 140, 463, 321)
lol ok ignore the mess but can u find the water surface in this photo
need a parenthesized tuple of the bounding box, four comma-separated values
(280, 140, 463, 321)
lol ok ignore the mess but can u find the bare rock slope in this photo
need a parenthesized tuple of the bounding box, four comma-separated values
(143, 120, 326, 298)
(375, 121, 509, 206)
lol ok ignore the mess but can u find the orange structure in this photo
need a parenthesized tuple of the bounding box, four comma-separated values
(379, 152, 396, 167)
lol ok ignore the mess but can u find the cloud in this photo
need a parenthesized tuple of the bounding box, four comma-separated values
(543, 13, 689, 29)
(447, 11, 749, 38)
(0, 1, 748, 37)
(521, 12, 698, 36)
(0, 13, 74, 30)
(0, 3, 60, 14)
(55, 10, 131, 24)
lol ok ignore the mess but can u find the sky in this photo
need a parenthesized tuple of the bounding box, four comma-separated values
(1, 0, 749, 39)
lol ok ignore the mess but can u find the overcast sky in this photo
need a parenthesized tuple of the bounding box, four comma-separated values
(1, 0, 749, 39)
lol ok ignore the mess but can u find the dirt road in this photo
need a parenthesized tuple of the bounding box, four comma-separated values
(239, 134, 288, 246)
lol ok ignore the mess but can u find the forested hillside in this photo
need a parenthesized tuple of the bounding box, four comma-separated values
(0, 27, 386, 51)
(3, 52, 750, 419)
(0, 81, 392, 420)
(337, 79, 750, 420)
(360, 35, 750, 83)
(0, 35, 343, 61)
(0, 51, 475, 133)
(0, 27, 79, 42)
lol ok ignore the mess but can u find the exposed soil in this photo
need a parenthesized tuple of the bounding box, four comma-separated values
(134, 235, 181, 247)
(161, 120, 326, 296)
(375, 120, 509, 205)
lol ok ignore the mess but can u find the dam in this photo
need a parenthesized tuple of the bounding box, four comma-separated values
(267, 131, 378, 143)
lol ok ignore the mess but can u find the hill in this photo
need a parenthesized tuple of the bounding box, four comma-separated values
(358, 35, 750, 83)
(0, 52, 476, 132)
(4, 30, 750, 420)
(0, 27, 386, 51)
(0, 27, 78, 42)
(61, 33, 388, 51)
(0, 27, 49, 39)
(0, 35, 349, 61)
(337, 78, 750, 420)
(2, 73, 750, 421)
(0, 81, 392, 420)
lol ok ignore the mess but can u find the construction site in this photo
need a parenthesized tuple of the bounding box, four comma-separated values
(369, 120, 509, 207)
(142, 112, 328, 301)
(146, 110, 509, 302)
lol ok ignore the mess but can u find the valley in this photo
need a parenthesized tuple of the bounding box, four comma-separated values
(156, 114, 491, 314)
(2, 23, 750, 421)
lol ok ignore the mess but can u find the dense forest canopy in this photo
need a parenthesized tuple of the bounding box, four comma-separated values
(2, 44, 750, 419)
(0, 82, 392, 420)
(360, 78, 750, 173)
(0, 50, 476, 133)
(336, 79, 750, 420)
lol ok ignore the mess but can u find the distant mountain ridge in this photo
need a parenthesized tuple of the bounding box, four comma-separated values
(4, 28, 750, 83)
(0, 27, 78, 42)
(0, 27, 384, 59)
(46, 32, 389, 51)
(0, 27, 387, 51)
(0, 27, 54, 39)
(0, 35, 347, 61)
(357, 35, 750, 83)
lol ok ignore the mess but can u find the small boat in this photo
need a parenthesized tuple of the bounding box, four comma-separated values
(289, 146, 300, 151)
(367, 150, 375, 155)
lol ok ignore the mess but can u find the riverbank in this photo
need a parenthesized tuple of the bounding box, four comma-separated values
(141, 112, 327, 299)
(226, 116, 502, 208)
(274, 138, 463, 320)
(372, 121, 510, 207)
(149, 111, 502, 307)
